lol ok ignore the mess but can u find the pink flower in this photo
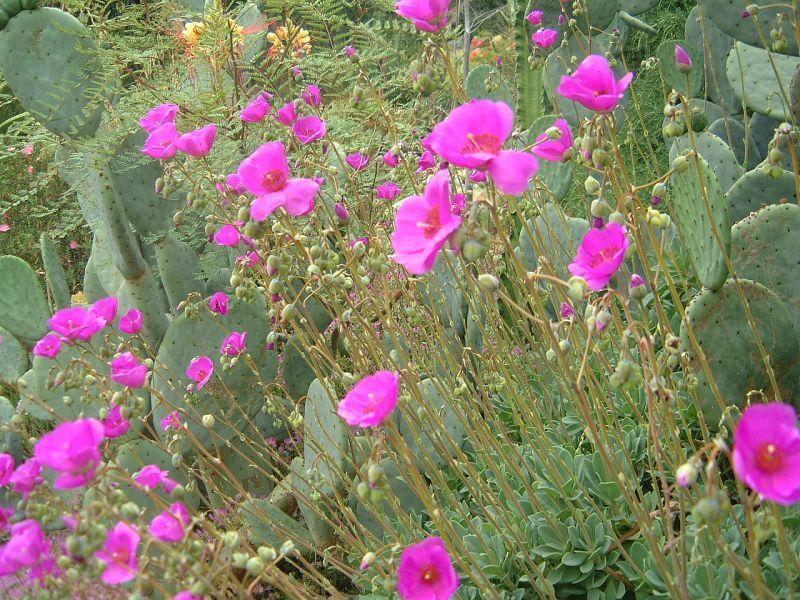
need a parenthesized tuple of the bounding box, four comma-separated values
(383, 149, 400, 167)
(141, 122, 180, 160)
(220, 331, 247, 356)
(377, 182, 402, 200)
(217, 173, 245, 196)
(0, 507, 13, 532)
(134, 464, 179, 494)
(560, 302, 575, 319)
(237, 142, 320, 221)
(209, 292, 229, 315)
(425, 100, 539, 195)
(95, 522, 139, 585)
(733, 403, 800, 505)
(556, 54, 633, 112)
(391, 171, 462, 274)
(397, 537, 459, 600)
(292, 115, 327, 144)
(89, 296, 118, 326)
(276, 101, 298, 125)
(0, 453, 14, 486)
(187, 356, 214, 390)
(111, 352, 148, 388)
(48, 306, 106, 341)
(532, 118, 573, 162)
(526, 10, 543, 25)
(149, 502, 191, 542)
(417, 150, 437, 172)
(33, 333, 61, 359)
(21, 145, 34, 156)
(337, 370, 399, 428)
(238, 251, 261, 267)
(140, 103, 179, 132)
(468, 170, 487, 183)
(568, 222, 629, 290)
(103, 404, 131, 439)
(346, 152, 370, 171)
(343, 45, 357, 58)
(174, 591, 203, 600)
(175, 124, 217, 157)
(674, 43, 692, 72)
(240, 93, 271, 122)
(302, 84, 323, 107)
(451, 193, 465, 215)
(533, 28, 558, 48)
(0, 519, 49, 576)
(0, 223, 8, 233)
(213, 224, 241, 247)
(396, 0, 452, 33)
(334, 202, 350, 222)
(34, 418, 105, 489)
(69, 240, 79, 250)
(9, 459, 42, 497)
(119, 309, 144, 335)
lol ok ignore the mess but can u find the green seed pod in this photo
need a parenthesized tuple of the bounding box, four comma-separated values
(584, 176, 601, 194)
(245, 557, 265, 575)
(223, 531, 240, 548)
(202, 414, 216, 428)
(693, 496, 722, 524)
(232, 552, 248, 569)
(258, 546, 277, 562)
(477, 273, 500, 292)
(279, 540, 296, 556)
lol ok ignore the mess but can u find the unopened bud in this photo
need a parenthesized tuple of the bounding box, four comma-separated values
(477, 273, 500, 292)
(360, 551, 377, 570)
(676, 462, 699, 487)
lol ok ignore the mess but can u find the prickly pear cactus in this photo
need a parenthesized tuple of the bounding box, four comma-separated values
(153, 235, 204, 312)
(681, 279, 800, 423)
(698, 0, 798, 55)
(0, 4, 108, 138)
(656, 39, 704, 98)
(707, 118, 758, 169)
(40, 234, 71, 311)
(465, 64, 514, 105)
(725, 169, 797, 224)
(732, 204, 800, 323)
(240, 494, 313, 550)
(669, 131, 742, 192)
(531, 0, 618, 36)
(0, 326, 27, 385)
(668, 153, 731, 290)
(518, 203, 589, 280)
(619, 0, 658, 15)
(0, 256, 50, 344)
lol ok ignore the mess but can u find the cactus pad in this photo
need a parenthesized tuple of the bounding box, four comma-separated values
(518, 203, 589, 280)
(40, 233, 71, 311)
(668, 153, 731, 290)
(656, 39, 704, 98)
(531, 0, 618, 36)
(684, 6, 739, 113)
(707, 118, 758, 169)
(725, 169, 796, 224)
(681, 279, 800, 423)
(732, 204, 800, 323)
(619, 0, 658, 15)
(465, 64, 513, 105)
(153, 235, 204, 312)
(669, 131, 742, 192)
(699, 0, 798, 55)
(727, 42, 800, 122)
(0, 256, 49, 342)
(0, 327, 27, 384)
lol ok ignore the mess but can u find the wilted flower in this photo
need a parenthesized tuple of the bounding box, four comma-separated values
(397, 537, 460, 600)
(334, 202, 350, 222)
(187, 356, 214, 390)
(425, 99, 539, 195)
(338, 370, 400, 427)
(557, 55, 633, 112)
(377, 182, 402, 200)
(302, 84, 323, 107)
(383, 149, 400, 167)
(526, 10, 543, 25)
(95, 522, 140, 585)
(110, 352, 148, 389)
(532, 28, 558, 48)
(560, 302, 575, 319)
(391, 171, 462, 274)
(103, 404, 131, 439)
(417, 150, 437, 172)
(346, 152, 370, 171)
(568, 222, 630, 290)
(175, 124, 217, 157)
(733, 403, 800, 505)
(34, 418, 105, 489)
(213, 224, 241, 247)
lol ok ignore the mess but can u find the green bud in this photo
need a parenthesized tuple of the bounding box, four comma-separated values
(693, 496, 722, 525)
(246, 556, 265, 575)
(608, 211, 625, 224)
(584, 176, 601, 194)
(462, 239, 486, 262)
(477, 273, 500, 292)
(357, 481, 370, 499)
(232, 552, 248, 569)
(258, 546, 277, 562)
(567, 276, 587, 302)
(281, 304, 299, 321)
(121, 502, 141, 520)
(202, 414, 216, 428)
(652, 182, 666, 197)
(367, 463, 384, 485)
(279, 540, 296, 556)
(223, 531, 240, 548)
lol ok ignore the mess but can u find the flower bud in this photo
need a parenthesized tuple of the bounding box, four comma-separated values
(590, 198, 610, 219)
(360, 551, 377, 570)
(584, 176, 601, 194)
(674, 44, 692, 73)
(246, 557, 265, 575)
(334, 202, 350, 222)
(202, 414, 216, 428)
(477, 273, 500, 292)
(745, 4, 759, 16)
(223, 531, 240, 548)
(676, 462, 699, 487)
(232, 552, 248, 569)
(567, 276, 587, 302)
(693, 496, 722, 524)
(629, 274, 647, 301)
(258, 546, 277, 561)
(545, 126, 563, 140)
(279, 540, 296, 556)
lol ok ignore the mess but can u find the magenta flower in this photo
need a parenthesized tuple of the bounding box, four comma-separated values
(451, 193, 466, 215)
(95, 521, 139, 585)
(675, 44, 692, 71)
(276, 101, 298, 125)
(187, 355, 214, 390)
(533, 28, 558, 48)
(237, 142, 320, 221)
(532, 118, 573, 162)
(111, 352, 148, 388)
(135, 464, 179, 494)
(560, 302, 575, 319)
(338, 370, 399, 428)
(209, 292, 229, 315)
(377, 182, 402, 200)
(383, 149, 400, 167)
(526, 10, 543, 25)
(397, 537, 459, 600)
(334, 202, 350, 222)
(0, 507, 13, 532)
(103, 404, 131, 439)
(139, 103, 179, 133)
(733, 403, 800, 505)
(396, 0, 452, 33)
(346, 152, 370, 171)
(174, 591, 202, 600)
(119, 309, 143, 335)
(0, 454, 14, 487)
(302, 84, 323, 107)
(0, 520, 49, 576)
(34, 418, 105, 489)
(149, 502, 191, 543)
(568, 222, 629, 290)
(391, 170, 462, 274)
(557, 54, 633, 112)
(141, 122, 180, 160)
(468, 170, 487, 183)
(425, 100, 539, 195)
(417, 150, 437, 172)
(213, 224, 241, 247)
(220, 331, 247, 357)
(48, 306, 106, 342)
(33, 333, 61, 359)
(344, 45, 357, 58)
(9, 459, 42, 497)
(218, 173, 245, 196)
(292, 115, 328, 144)
(89, 296, 118, 326)
(240, 93, 271, 122)
(175, 124, 217, 157)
